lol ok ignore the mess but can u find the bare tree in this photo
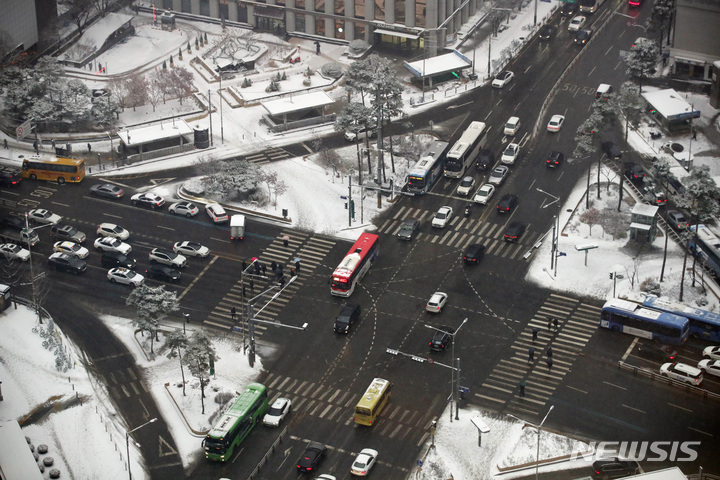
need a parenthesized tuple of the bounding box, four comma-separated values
(125, 73, 149, 111)
(67, 0, 94, 34)
(90, 0, 115, 16)
(157, 329, 189, 396)
(147, 70, 165, 112)
(169, 67, 195, 105)
(580, 208, 601, 236)
(108, 77, 129, 111)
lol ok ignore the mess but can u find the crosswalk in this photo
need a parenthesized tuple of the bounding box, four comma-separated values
(377, 205, 542, 261)
(202, 232, 336, 336)
(475, 294, 602, 417)
(261, 372, 434, 449)
(243, 147, 291, 165)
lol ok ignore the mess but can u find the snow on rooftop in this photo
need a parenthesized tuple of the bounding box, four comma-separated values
(117, 119, 194, 145)
(405, 50, 473, 77)
(641, 89, 696, 118)
(261, 91, 335, 116)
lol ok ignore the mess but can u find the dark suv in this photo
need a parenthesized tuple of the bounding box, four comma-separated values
(334, 303, 361, 334)
(637, 343, 677, 363)
(463, 243, 486, 265)
(429, 326, 454, 351)
(624, 162, 646, 183)
(0, 170, 21, 187)
(546, 151, 564, 168)
(476, 149, 494, 171)
(602, 141, 622, 159)
(592, 458, 639, 479)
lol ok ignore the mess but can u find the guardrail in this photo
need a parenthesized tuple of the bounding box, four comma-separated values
(247, 425, 289, 479)
(618, 361, 720, 401)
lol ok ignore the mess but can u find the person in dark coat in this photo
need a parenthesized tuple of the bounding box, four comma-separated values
(532, 328, 538, 342)
(528, 347, 535, 363)
(546, 346, 553, 358)
(261, 263, 267, 276)
(271, 261, 277, 273)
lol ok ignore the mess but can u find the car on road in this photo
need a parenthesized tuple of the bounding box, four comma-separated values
(501, 144, 520, 165)
(624, 162, 646, 182)
(429, 325, 454, 351)
(28, 208, 62, 225)
(107, 268, 145, 287)
(496, 193, 518, 214)
(547, 115, 565, 132)
(660, 362, 703, 386)
(595, 83, 614, 100)
(263, 397, 292, 427)
(173, 241, 210, 258)
(666, 210, 689, 230)
(100, 252, 137, 270)
(568, 15, 587, 31)
(296, 442, 327, 473)
(0, 171, 21, 187)
(317, 475, 337, 480)
(476, 149, 494, 171)
(89, 183, 125, 199)
(503, 116, 520, 136)
(703, 345, 720, 361)
(546, 151, 564, 168)
(426, 292, 448, 313)
(463, 243, 486, 264)
(456, 176, 476, 196)
(131, 192, 166, 209)
(489, 165, 510, 185)
(334, 303, 361, 334)
(491, 70, 514, 88)
(51, 224, 87, 244)
(205, 203, 229, 223)
(561, 1, 578, 15)
(344, 124, 377, 142)
(350, 448, 378, 476)
(53, 241, 89, 259)
(698, 359, 720, 378)
(168, 201, 199, 217)
(636, 343, 676, 363)
(149, 248, 187, 268)
(574, 28, 593, 45)
(431, 206, 453, 228)
(94, 236, 132, 255)
(473, 183, 495, 205)
(538, 24, 555, 40)
(601, 141, 622, 159)
(48, 252, 87, 274)
(145, 264, 181, 283)
(397, 219, 421, 241)
(591, 458, 640, 479)
(0, 243, 30, 262)
(97, 223, 130, 240)
(504, 222, 526, 242)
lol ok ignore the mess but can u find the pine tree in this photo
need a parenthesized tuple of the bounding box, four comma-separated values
(126, 285, 180, 354)
(183, 330, 218, 414)
(158, 329, 189, 396)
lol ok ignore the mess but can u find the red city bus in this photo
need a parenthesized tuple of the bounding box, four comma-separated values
(330, 233, 379, 297)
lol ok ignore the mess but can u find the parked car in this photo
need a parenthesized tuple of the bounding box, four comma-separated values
(48, 252, 87, 274)
(473, 183, 495, 205)
(591, 458, 640, 479)
(496, 193, 518, 214)
(432, 206, 453, 228)
(350, 448, 378, 476)
(89, 183, 125, 199)
(131, 192, 166, 209)
(504, 222, 526, 242)
(492, 70, 514, 88)
(28, 208, 62, 225)
(547, 115, 565, 132)
(489, 165, 510, 185)
(463, 243, 486, 264)
(296, 442, 327, 473)
(168, 201, 199, 217)
(660, 362, 703, 386)
(107, 267, 145, 287)
(456, 176, 476, 196)
(149, 248, 187, 268)
(546, 151, 564, 168)
(51, 224, 87, 244)
(145, 264, 181, 283)
(426, 292, 448, 313)
(397, 219, 421, 241)
(263, 397, 292, 427)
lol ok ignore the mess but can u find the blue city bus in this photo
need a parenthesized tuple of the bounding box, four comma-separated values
(406, 140, 450, 195)
(600, 299, 690, 346)
(688, 224, 720, 277)
(642, 294, 720, 343)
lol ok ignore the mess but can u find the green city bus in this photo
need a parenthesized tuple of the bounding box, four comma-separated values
(203, 383, 269, 462)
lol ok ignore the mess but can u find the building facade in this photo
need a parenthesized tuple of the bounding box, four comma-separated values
(158, 0, 481, 54)
(669, 0, 720, 81)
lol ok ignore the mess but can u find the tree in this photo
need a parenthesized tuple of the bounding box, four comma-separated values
(649, 0, 673, 47)
(198, 157, 262, 199)
(183, 330, 217, 414)
(168, 67, 195, 105)
(67, 0, 93, 34)
(90, 0, 114, 17)
(125, 73, 149, 111)
(157, 329, 189, 396)
(148, 70, 165, 112)
(126, 284, 180, 354)
(580, 208, 601, 236)
(334, 102, 376, 182)
(625, 38, 660, 92)
(108, 77, 129, 111)
(260, 171, 288, 208)
(609, 81, 645, 210)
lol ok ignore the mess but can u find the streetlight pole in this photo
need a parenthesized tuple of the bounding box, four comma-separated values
(126, 417, 157, 480)
(426, 318, 468, 422)
(507, 405, 554, 480)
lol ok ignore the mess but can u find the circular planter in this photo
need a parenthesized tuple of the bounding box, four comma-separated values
(43, 456, 54, 467)
(37, 444, 49, 454)
(49, 468, 61, 479)
(670, 143, 684, 153)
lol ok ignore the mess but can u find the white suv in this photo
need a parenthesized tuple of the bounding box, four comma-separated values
(205, 203, 229, 223)
(149, 248, 187, 268)
(660, 362, 703, 386)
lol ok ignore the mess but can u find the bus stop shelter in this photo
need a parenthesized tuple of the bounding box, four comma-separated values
(642, 88, 701, 133)
(117, 120, 195, 163)
(404, 50, 473, 89)
(261, 92, 335, 133)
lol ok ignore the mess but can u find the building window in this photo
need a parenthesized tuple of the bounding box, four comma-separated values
(335, 20, 345, 38)
(296, 0, 305, 7)
(181, 0, 191, 13)
(200, 0, 210, 16)
(237, 4, 248, 22)
(354, 0, 365, 17)
(276, 0, 286, 6)
(316, 0, 325, 11)
(335, 0, 344, 15)
(415, 0, 426, 26)
(162, 0, 173, 9)
(375, 0, 385, 21)
(295, 12, 306, 31)
(355, 21, 366, 38)
(315, 17, 326, 35)
(219, 3, 229, 19)
(395, 0, 405, 23)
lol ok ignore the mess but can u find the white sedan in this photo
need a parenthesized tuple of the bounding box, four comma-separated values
(456, 176, 476, 196)
(547, 115, 565, 132)
(350, 448, 378, 476)
(491, 70, 514, 88)
(431, 206, 453, 228)
(28, 208, 62, 225)
(94, 236, 132, 255)
(53, 241, 89, 259)
(703, 345, 720, 361)
(107, 268, 144, 287)
(501, 143, 520, 165)
(168, 201, 199, 217)
(0, 243, 30, 262)
(568, 15, 587, 31)
(173, 241, 210, 258)
(97, 223, 130, 240)
(473, 183, 496, 205)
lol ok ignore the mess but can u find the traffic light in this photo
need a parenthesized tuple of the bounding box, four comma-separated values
(609, 272, 614, 279)
(350, 200, 355, 219)
(344, 202, 348, 209)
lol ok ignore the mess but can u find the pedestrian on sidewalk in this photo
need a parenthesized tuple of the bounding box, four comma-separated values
(249, 280, 254, 291)
(528, 347, 535, 363)
(314, 41, 321, 55)
(3, 139, 7, 149)
(546, 358, 553, 370)
(87, 143, 92, 153)
(546, 346, 553, 358)
(532, 327, 538, 342)
(553, 318, 559, 331)
(33, 140, 39, 154)
(51, 139, 56, 150)
(692, 127, 697, 140)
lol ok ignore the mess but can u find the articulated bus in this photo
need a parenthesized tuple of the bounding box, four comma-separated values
(330, 233, 379, 297)
(600, 299, 690, 346)
(21, 157, 85, 184)
(688, 224, 720, 277)
(203, 383, 269, 462)
(406, 140, 450, 194)
(642, 294, 720, 343)
(444, 121, 487, 178)
(354, 378, 391, 426)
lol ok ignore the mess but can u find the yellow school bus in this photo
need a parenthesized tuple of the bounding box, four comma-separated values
(21, 157, 85, 183)
(354, 378, 391, 426)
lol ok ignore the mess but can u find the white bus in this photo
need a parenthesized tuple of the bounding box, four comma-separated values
(406, 140, 450, 194)
(444, 121, 487, 178)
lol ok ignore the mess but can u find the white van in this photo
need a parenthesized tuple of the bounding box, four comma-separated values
(504, 116, 520, 136)
(230, 214, 245, 240)
(595, 83, 613, 100)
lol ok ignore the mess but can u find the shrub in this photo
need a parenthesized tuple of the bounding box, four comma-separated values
(242, 77, 253, 88)
(214, 391, 234, 405)
(303, 78, 311, 86)
(640, 278, 661, 296)
(321, 62, 343, 79)
(304, 66, 315, 76)
(349, 39, 369, 54)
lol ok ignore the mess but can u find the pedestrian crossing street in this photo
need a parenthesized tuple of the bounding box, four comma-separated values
(202, 231, 336, 336)
(474, 294, 602, 417)
(262, 372, 434, 449)
(243, 147, 291, 165)
(377, 205, 542, 261)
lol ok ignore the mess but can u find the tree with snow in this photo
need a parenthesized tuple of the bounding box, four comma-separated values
(649, 0, 673, 47)
(334, 102, 376, 183)
(625, 37, 660, 91)
(126, 284, 180, 354)
(157, 329, 189, 396)
(183, 330, 218, 414)
(148, 70, 165, 112)
(125, 72, 150, 111)
(198, 157, 262, 199)
(168, 67, 195, 105)
(66, 0, 93, 34)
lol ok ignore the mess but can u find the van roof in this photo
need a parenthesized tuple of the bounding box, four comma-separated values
(597, 83, 612, 92)
(674, 363, 702, 376)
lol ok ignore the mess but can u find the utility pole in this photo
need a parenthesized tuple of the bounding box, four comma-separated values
(376, 89, 383, 208)
(207, 89, 213, 146)
(348, 175, 352, 227)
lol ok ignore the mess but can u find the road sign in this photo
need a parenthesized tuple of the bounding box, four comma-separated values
(416, 459, 423, 467)
(16, 118, 32, 140)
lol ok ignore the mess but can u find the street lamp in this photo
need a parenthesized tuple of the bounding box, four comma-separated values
(426, 317, 468, 421)
(507, 405, 554, 480)
(126, 417, 157, 480)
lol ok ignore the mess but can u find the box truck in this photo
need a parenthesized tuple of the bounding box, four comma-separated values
(230, 214, 245, 240)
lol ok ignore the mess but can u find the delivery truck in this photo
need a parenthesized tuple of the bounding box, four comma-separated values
(230, 214, 245, 240)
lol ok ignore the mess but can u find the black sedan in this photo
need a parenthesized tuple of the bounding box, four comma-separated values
(89, 183, 125, 199)
(496, 194, 518, 213)
(538, 24, 555, 40)
(101, 252, 137, 270)
(145, 264, 181, 283)
(463, 243, 486, 264)
(397, 219, 420, 241)
(296, 442, 326, 473)
(504, 222, 526, 242)
(574, 28, 593, 45)
(48, 252, 87, 274)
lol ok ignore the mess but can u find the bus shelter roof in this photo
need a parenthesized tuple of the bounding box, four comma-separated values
(117, 119, 194, 146)
(262, 92, 335, 116)
(404, 50, 472, 78)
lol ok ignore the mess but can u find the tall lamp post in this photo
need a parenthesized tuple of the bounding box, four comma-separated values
(426, 317, 468, 421)
(507, 405, 554, 480)
(126, 417, 157, 480)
